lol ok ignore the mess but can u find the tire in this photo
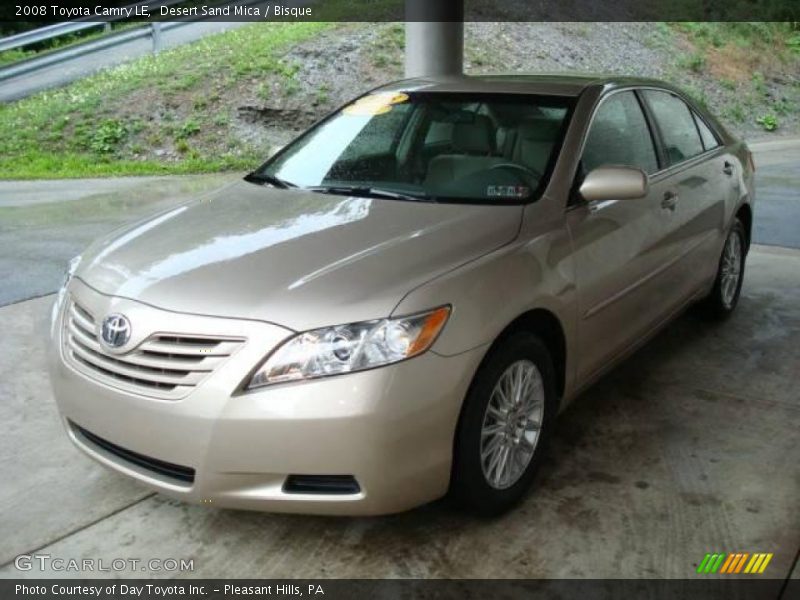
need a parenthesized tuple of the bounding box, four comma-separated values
(701, 219, 747, 320)
(450, 332, 558, 516)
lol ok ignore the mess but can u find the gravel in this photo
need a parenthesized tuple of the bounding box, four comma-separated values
(254, 22, 798, 142)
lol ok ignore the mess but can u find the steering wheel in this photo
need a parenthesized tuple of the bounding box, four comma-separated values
(488, 163, 542, 181)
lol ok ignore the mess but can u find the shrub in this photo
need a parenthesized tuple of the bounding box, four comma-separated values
(90, 119, 127, 154)
(756, 114, 778, 131)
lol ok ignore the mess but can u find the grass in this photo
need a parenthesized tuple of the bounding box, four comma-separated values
(0, 22, 331, 180)
(1, 154, 252, 179)
(369, 23, 405, 69)
(672, 22, 799, 51)
(670, 22, 800, 78)
(677, 51, 706, 73)
(667, 22, 799, 133)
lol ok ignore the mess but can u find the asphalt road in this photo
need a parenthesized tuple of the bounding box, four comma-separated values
(0, 138, 797, 307)
(0, 173, 237, 306)
(750, 139, 800, 250)
(0, 22, 251, 103)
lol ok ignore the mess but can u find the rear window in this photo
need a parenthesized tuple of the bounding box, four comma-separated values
(693, 113, 721, 151)
(643, 90, 705, 165)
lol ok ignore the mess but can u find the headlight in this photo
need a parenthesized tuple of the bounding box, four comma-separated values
(53, 255, 81, 330)
(247, 306, 450, 388)
(62, 255, 81, 289)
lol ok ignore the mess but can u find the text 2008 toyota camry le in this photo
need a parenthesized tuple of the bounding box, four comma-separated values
(49, 75, 755, 515)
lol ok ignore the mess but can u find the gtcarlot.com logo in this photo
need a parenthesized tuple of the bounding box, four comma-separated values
(14, 553, 194, 573)
(697, 552, 773, 575)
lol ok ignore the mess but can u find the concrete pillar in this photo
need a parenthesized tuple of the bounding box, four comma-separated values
(404, 0, 464, 78)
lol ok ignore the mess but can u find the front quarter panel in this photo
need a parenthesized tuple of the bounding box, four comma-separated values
(392, 217, 578, 404)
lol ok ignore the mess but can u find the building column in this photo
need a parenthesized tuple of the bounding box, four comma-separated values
(404, 0, 464, 78)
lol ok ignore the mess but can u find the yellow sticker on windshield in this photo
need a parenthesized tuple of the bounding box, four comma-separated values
(344, 92, 409, 116)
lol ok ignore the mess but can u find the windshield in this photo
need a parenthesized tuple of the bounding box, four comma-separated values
(254, 92, 573, 204)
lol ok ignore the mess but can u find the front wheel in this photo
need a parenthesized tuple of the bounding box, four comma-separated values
(701, 219, 747, 319)
(450, 333, 558, 515)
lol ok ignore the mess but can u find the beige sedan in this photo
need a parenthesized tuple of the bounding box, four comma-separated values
(49, 75, 755, 515)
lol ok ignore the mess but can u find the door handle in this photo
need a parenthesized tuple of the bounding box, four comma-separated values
(723, 161, 734, 176)
(661, 191, 678, 211)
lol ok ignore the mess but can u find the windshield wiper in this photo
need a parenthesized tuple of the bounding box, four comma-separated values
(244, 172, 297, 189)
(305, 185, 435, 202)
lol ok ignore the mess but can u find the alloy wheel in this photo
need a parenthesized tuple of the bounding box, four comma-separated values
(479, 360, 545, 489)
(720, 231, 743, 309)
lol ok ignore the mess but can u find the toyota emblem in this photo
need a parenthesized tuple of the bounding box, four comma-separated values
(101, 314, 131, 348)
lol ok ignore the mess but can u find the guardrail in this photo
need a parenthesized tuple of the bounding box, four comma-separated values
(0, 1, 184, 53)
(0, 22, 109, 54)
(1, 23, 191, 83)
(0, 0, 272, 86)
(0, 0, 268, 83)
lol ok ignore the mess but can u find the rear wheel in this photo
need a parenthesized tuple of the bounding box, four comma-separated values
(702, 219, 747, 319)
(450, 333, 558, 515)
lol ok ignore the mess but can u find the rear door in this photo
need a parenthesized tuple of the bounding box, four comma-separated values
(566, 90, 684, 382)
(640, 90, 734, 299)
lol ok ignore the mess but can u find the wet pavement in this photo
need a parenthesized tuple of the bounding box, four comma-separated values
(0, 245, 797, 580)
(0, 174, 237, 306)
(751, 139, 800, 250)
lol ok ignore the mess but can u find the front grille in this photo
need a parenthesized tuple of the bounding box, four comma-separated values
(283, 475, 361, 495)
(62, 298, 244, 400)
(71, 422, 195, 484)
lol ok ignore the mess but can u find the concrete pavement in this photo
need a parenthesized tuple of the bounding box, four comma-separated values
(0, 245, 797, 579)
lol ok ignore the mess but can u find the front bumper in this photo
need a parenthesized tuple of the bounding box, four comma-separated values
(49, 281, 484, 515)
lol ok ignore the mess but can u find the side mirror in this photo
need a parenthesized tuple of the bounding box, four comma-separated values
(579, 166, 649, 202)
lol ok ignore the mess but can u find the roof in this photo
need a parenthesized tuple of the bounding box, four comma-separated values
(377, 73, 671, 97)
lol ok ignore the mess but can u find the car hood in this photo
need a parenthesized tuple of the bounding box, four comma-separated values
(76, 181, 522, 330)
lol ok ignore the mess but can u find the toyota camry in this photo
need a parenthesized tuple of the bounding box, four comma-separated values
(49, 75, 755, 515)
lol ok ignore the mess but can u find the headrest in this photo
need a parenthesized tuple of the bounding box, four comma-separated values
(452, 115, 495, 155)
(516, 117, 562, 143)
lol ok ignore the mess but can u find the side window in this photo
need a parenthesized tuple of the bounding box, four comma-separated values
(643, 90, 705, 165)
(582, 91, 659, 175)
(693, 113, 720, 151)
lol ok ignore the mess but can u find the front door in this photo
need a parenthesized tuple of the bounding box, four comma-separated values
(566, 90, 683, 383)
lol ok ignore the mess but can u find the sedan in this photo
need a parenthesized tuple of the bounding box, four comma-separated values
(49, 75, 754, 515)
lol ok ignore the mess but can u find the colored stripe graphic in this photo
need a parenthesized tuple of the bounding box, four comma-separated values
(719, 553, 736, 573)
(745, 554, 764, 573)
(720, 554, 733, 573)
(711, 554, 725, 573)
(697, 554, 712, 574)
(698, 553, 726, 574)
(734, 553, 749, 573)
(700, 552, 773, 575)
(758, 554, 773, 573)
(729, 553, 744, 573)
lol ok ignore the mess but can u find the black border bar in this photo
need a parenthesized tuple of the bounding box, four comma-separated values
(2, 0, 799, 23)
(2, 578, 790, 600)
